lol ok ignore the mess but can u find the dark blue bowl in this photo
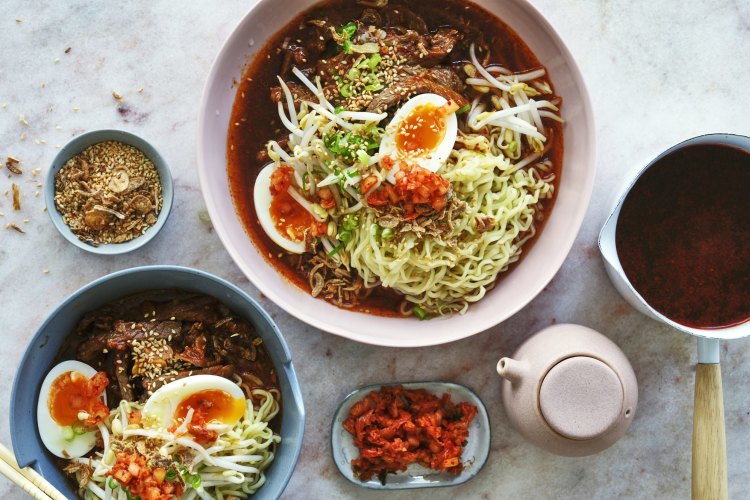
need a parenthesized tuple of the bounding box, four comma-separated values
(11, 265, 304, 499)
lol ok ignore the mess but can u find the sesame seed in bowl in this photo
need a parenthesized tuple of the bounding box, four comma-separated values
(45, 130, 173, 255)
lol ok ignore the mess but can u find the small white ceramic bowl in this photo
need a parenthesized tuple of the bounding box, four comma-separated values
(46, 129, 173, 255)
(197, 0, 596, 347)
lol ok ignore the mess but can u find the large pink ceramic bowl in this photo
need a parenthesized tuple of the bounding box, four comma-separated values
(197, 0, 595, 347)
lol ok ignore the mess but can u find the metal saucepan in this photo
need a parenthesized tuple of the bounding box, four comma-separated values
(599, 133, 750, 500)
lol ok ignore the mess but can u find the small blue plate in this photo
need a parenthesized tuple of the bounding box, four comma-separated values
(331, 381, 490, 490)
(45, 129, 174, 255)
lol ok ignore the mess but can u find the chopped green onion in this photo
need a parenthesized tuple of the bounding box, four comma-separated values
(456, 104, 471, 115)
(338, 22, 357, 40)
(347, 68, 360, 81)
(328, 243, 345, 256)
(342, 39, 352, 54)
(342, 214, 359, 230)
(188, 473, 202, 489)
(72, 422, 86, 436)
(413, 306, 428, 320)
(176, 466, 203, 490)
(165, 468, 178, 482)
(355, 58, 369, 70)
(338, 230, 353, 244)
(369, 223, 382, 238)
(340, 83, 351, 98)
(61, 426, 75, 442)
(310, 203, 328, 220)
(381, 228, 395, 241)
(108, 477, 119, 490)
(356, 150, 370, 165)
(364, 78, 383, 92)
(367, 53, 382, 70)
(334, 105, 345, 114)
(505, 141, 518, 154)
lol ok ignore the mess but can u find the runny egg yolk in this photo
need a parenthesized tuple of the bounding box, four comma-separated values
(174, 389, 246, 425)
(269, 190, 312, 243)
(47, 371, 101, 426)
(395, 103, 447, 157)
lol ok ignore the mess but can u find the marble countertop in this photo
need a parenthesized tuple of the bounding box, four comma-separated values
(2, 0, 749, 498)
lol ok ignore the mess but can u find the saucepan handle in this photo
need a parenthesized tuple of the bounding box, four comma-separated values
(692, 338, 727, 500)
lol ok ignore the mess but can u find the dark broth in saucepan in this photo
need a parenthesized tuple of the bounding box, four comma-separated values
(616, 143, 750, 328)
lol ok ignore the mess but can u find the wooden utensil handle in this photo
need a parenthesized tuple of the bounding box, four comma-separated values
(692, 363, 727, 500)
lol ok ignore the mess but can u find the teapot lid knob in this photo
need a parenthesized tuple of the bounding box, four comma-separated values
(539, 356, 624, 440)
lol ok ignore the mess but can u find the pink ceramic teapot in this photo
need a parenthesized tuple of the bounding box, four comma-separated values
(497, 324, 638, 456)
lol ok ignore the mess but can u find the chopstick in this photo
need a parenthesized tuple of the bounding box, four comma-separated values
(0, 442, 67, 500)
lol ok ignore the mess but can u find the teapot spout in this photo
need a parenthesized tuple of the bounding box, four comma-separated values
(497, 357, 526, 383)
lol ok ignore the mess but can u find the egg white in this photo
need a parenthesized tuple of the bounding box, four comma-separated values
(379, 93, 458, 184)
(141, 375, 246, 430)
(254, 163, 307, 254)
(37, 360, 106, 459)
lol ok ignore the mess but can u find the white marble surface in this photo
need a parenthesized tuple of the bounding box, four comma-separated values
(1, 0, 749, 498)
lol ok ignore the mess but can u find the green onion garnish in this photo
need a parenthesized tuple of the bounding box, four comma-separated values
(413, 306, 428, 320)
(342, 214, 359, 230)
(339, 230, 353, 244)
(356, 150, 370, 165)
(328, 243, 345, 256)
(367, 53, 382, 70)
(165, 468, 178, 482)
(456, 104, 471, 115)
(61, 426, 75, 441)
(338, 22, 357, 39)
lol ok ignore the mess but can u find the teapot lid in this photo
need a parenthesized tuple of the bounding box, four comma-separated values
(539, 356, 624, 440)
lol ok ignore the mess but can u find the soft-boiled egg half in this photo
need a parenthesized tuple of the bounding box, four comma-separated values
(379, 93, 458, 183)
(37, 360, 107, 458)
(142, 375, 246, 431)
(254, 163, 310, 254)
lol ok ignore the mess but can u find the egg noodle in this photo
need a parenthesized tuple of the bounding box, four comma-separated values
(266, 44, 561, 315)
(69, 385, 280, 500)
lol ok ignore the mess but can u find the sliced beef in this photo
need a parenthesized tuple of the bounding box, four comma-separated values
(366, 74, 469, 113)
(382, 5, 428, 33)
(153, 296, 221, 324)
(77, 334, 109, 362)
(270, 82, 316, 108)
(359, 8, 381, 26)
(113, 350, 134, 402)
(384, 28, 463, 67)
(425, 67, 465, 93)
(256, 137, 289, 163)
(280, 37, 310, 79)
(400, 66, 466, 93)
(176, 334, 218, 368)
(303, 19, 334, 56)
(107, 320, 182, 350)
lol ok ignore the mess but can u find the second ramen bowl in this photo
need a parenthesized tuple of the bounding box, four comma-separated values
(197, 0, 596, 346)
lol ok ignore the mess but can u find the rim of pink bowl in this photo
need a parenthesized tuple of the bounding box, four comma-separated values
(196, 0, 597, 347)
